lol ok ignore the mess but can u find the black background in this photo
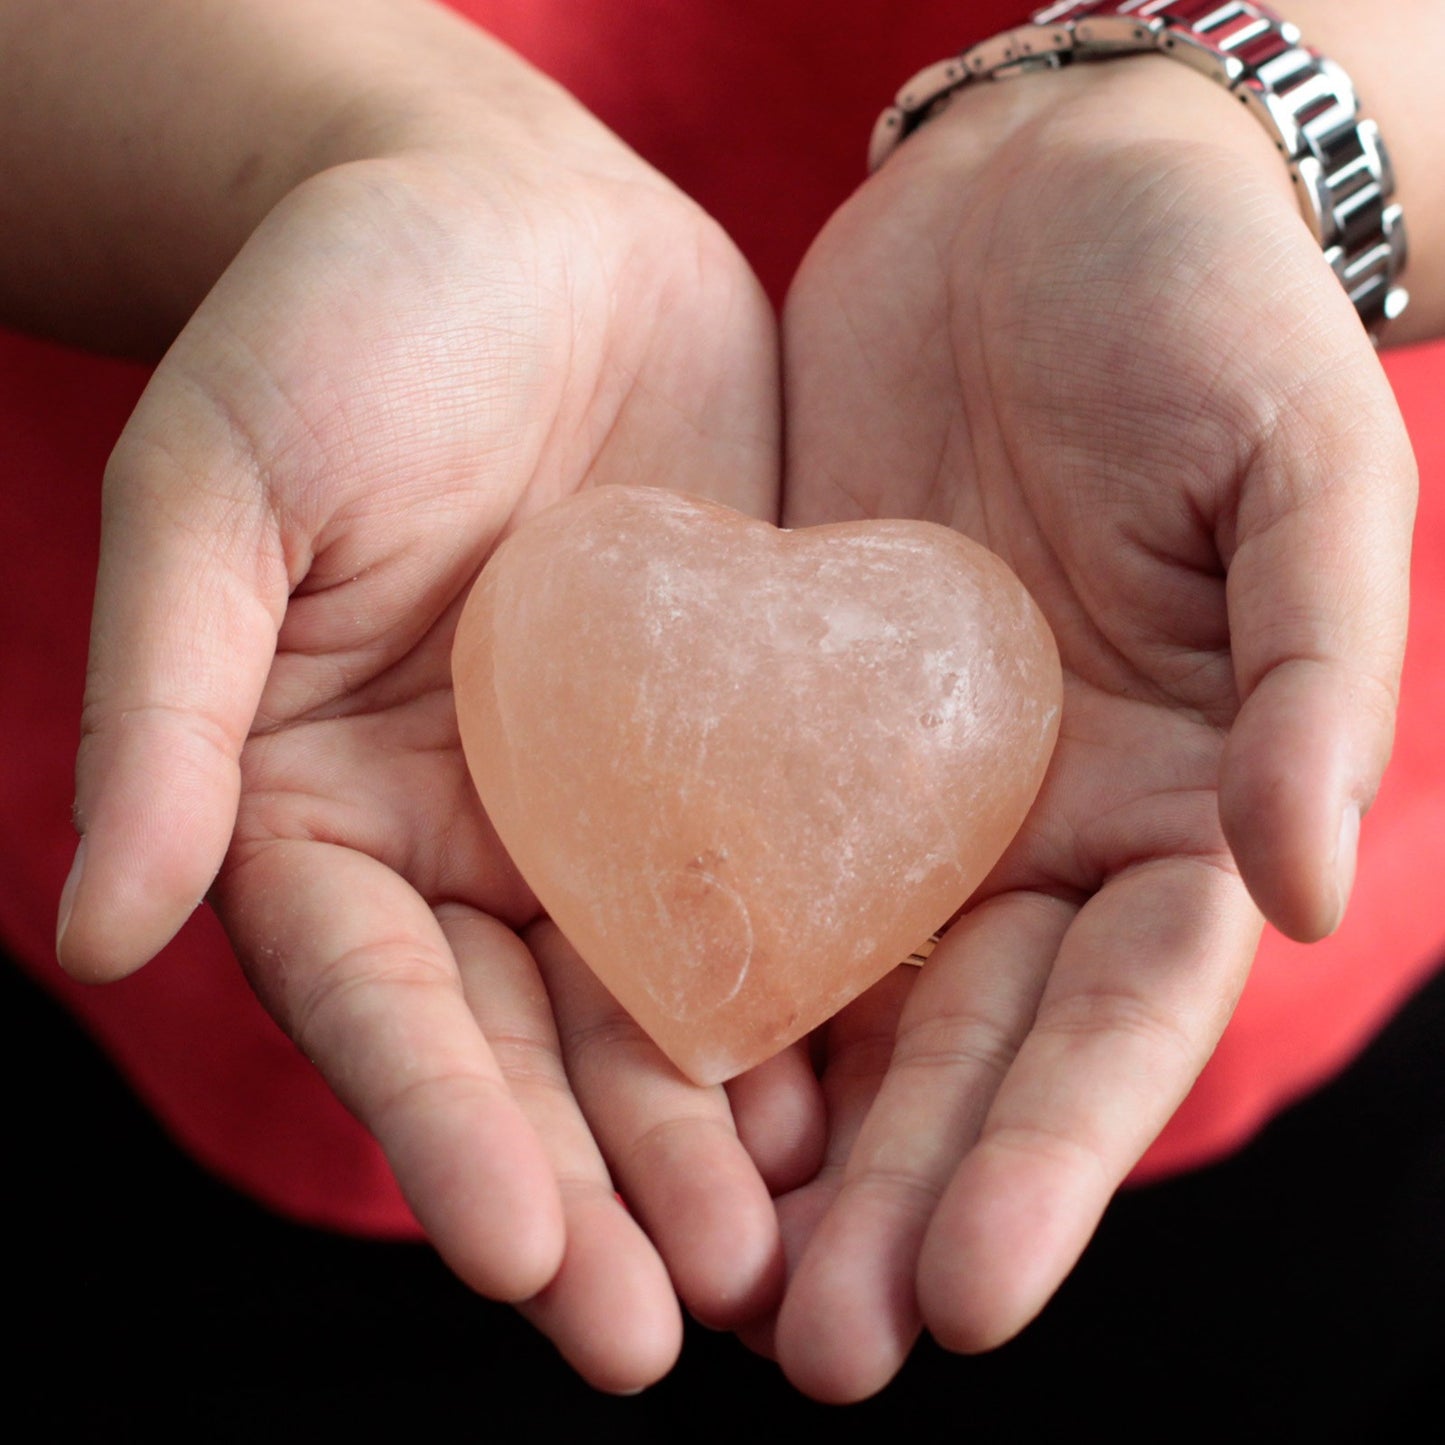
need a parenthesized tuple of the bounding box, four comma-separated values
(9, 951, 1444, 1442)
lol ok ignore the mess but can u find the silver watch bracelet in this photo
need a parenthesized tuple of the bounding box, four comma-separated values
(869, 1, 1408, 339)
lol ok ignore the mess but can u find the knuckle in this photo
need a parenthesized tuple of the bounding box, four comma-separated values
(621, 1112, 729, 1180)
(287, 943, 456, 1060)
(559, 1006, 657, 1075)
(370, 1064, 510, 1136)
(1034, 982, 1196, 1064)
(893, 1005, 1021, 1085)
(836, 1161, 944, 1220)
(487, 1028, 570, 1097)
(983, 1118, 1115, 1194)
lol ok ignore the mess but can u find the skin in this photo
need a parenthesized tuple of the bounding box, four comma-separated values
(4, 0, 1441, 1406)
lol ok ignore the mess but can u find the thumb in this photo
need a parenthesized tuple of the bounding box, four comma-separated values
(1219, 334, 1417, 943)
(57, 364, 289, 981)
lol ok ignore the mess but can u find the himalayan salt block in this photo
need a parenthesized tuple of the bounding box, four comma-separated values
(452, 486, 1061, 1085)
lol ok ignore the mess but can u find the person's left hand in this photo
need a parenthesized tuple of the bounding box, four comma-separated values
(757, 55, 1417, 1401)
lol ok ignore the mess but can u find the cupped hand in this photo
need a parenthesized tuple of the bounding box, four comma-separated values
(54, 65, 820, 1390)
(768, 55, 1416, 1400)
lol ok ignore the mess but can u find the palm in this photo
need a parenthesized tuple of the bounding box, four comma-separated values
(789, 144, 1271, 902)
(766, 64, 1413, 1400)
(223, 149, 779, 914)
(174, 147, 773, 941)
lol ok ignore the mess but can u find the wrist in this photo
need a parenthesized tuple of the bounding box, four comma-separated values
(886, 50, 1296, 237)
(875, 2, 1445, 346)
(1256, 1, 1445, 342)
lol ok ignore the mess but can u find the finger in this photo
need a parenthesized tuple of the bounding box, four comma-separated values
(776, 968, 918, 1250)
(530, 920, 783, 1331)
(917, 858, 1261, 1354)
(58, 373, 288, 980)
(447, 912, 683, 1393)
(515, 1180, 681, 1395)
(774, 893, 1070, 1403)
(1220, 344, 1416, 941)
(725, 1040, 827, 1196)
(215, 842, 566, 1305)
(734, 970, 912, 1363)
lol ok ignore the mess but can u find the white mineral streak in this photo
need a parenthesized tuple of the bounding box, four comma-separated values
(452, 486, 1062, 1085)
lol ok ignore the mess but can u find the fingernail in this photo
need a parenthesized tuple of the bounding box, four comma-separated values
(56, 837, 86, 960)
(1332, 804, 1361, 933)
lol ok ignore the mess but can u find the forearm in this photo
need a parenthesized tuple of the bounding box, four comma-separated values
(0, 0, 590, 355)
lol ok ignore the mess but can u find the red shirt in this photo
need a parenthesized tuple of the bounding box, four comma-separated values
(3, 0, 1443, 1234)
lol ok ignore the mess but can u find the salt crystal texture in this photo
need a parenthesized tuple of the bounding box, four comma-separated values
(452, 486, 1062, 1084)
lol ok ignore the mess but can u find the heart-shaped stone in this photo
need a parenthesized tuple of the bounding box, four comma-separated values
(453, 486, 1061, 1084)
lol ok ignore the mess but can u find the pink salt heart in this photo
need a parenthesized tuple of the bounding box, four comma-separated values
(452, 486, 1061, 1084)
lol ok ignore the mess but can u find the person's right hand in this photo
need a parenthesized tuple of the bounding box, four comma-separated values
(46, 0, 817, 1392)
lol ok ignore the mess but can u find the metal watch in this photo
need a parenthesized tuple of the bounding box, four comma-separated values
(869, 1, 1408, 337)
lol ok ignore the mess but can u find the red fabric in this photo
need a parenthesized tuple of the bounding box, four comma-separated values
(2, 0, 1442, 1234)
(1138, 339, 1445, 1179)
